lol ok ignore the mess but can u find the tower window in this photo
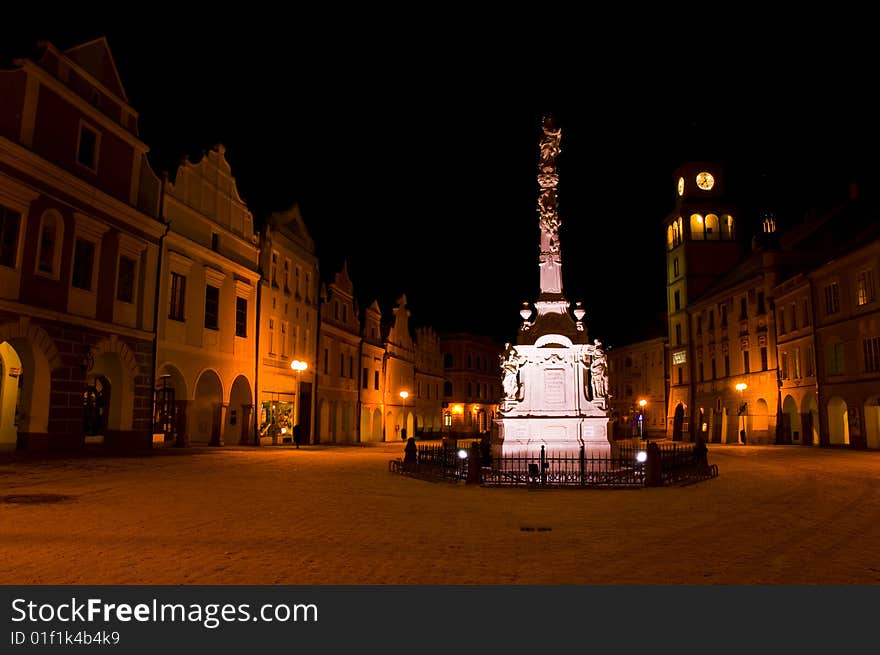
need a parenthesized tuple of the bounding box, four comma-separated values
(0, 205, 21, 268)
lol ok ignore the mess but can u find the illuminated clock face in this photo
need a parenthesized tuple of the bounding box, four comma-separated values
(677, 177, 684, 196)
(696, 171, 715, 190)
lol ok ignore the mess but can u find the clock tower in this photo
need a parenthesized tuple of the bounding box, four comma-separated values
(665, 162, 742, 440)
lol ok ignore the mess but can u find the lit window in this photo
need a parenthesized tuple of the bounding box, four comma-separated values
(857, 270, 875, 306)
(863, 337, 880, 373)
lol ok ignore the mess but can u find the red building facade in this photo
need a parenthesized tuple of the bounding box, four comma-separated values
(0, 39, 165, 450)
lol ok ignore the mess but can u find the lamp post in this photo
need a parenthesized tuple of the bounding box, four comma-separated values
(638, 398, 647, 442)
(291, 359, 308, 444)
(736, 382, 748, 444)
(399, 390, 410, 440)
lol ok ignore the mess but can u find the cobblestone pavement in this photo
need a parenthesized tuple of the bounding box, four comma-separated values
(1, 442, 879, 584)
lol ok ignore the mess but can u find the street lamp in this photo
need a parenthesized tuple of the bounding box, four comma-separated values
(638, 399, 647, 441)
(735, 382, 748, 444)
(399, 390, 410, 440)
(291, 359, 308, 445)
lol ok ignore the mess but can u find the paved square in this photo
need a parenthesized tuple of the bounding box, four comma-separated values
(1, 443, 878, 584)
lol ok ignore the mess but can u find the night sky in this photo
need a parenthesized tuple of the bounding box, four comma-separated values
(4, 17, 876, 347)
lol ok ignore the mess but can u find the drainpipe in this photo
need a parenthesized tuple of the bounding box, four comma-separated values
(252, 229, 263, 446)
(150, 172, 170, 448)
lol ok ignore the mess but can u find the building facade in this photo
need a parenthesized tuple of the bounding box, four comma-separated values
(413, 327, 443, 436)
(256, 204, 318, 445)
(607, 336, 667, 440)
(439, 333, 502, 435)
(0, 38, 164, 450)
(154, 145, 259, 447)
(316, 264, 360, 443)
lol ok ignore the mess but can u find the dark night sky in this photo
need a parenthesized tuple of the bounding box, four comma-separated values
(3, 16, 877, 347)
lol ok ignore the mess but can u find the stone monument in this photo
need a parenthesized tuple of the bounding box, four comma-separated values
(495, 116, 611, 458)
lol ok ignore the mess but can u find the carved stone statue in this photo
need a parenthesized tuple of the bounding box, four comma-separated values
(590, 339, 609, 400)
(500, 344, 524, 399)
(538, 115, 562, 173)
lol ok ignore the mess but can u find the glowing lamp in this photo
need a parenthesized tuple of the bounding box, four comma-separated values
(399, 391, 409, 400)
(639, 399, 647, 408)
(520, 302, 532, 321)
(458, 449, 468, 459)
(453, 404, 464, 414)
(636, 451, 647, 463)
(735, 383, 747, 392)
(291, 360, 308, 372)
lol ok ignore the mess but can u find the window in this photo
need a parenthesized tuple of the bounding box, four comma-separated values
(720, 304, 727, 327)
(699, 360, 704, 382)
(708, 311, 714, 330)
(280, 321, 287, 356)
(806, 346, 814, 377)
(444, 353, 453, 368)
(444, 380, 453, 396)
(235, 297, 247, 337)
(677, 368, 683, 385)
(793, 348, 801, 379)
(673, 257, 679, 277)
(305, 272, 311, 302)
(334, 302, 339, 319)
(348, 355, 353, 378)
(827, 342, 845, 375)
(757, 291, 766, 315)
(323, 348, 328, 374)
(724, 354, 730, 377)
(362, 367, 369, 389)
(268, 319, 275, 354)
(803, 300, 811, 326)
(343, 305, 348, 323)
(863, 336, 880, 372)
(778, 309, 786, 334)
(673, 290, 680, 312)
(204, 285, 219, 330)
(711, 358, 717, 380)
(283, 260, 290, 292)
(857, 270, 875, 306)
(374, 370, 379, 390)
(116, 255, 136, 303)
(781, 352, 790, 379)
(467, 381, 472, 397)
(790, 303, 797, 331)
(71, 238, 95, 290)
(740, 298, 748, 321)
(824, 282, 840, 315)
(169, 272, 186, 320)
(339, 353, 344, 377)
(675, 323, 682, 345)
(760, 346, 768, 371)
(295, 266, 301, 297)
(76, 123, 99, 170)
(211, 232, 219, 252)
(0, 205, 20, 268)
(743, 350, 750, 374)
(696, 316, 703, 336)
(271, 252, 278, 287)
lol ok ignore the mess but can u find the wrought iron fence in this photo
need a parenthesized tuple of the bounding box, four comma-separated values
(390, 440, 717, 488)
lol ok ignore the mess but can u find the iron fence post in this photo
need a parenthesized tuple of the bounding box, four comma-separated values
(540, 445, 546, 486)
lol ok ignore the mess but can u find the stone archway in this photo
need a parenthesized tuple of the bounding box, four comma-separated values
(782, 395, 801, 444)
(0, 321, 60, 445)
(227, 375, 253, 445)
(0, 341, 23, 449)
(191, 369, 223, 445)
(827, 396, 850, 445)
(864, 396, 880, 449)
(156, 364, 187, 445)
(372, 408, 382, 442)
(803, 394, 819, 445)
